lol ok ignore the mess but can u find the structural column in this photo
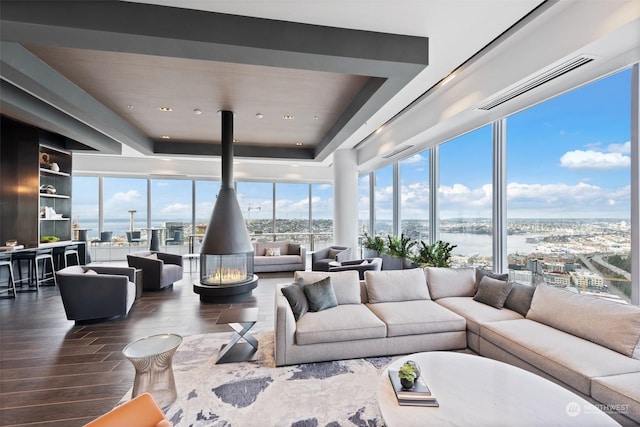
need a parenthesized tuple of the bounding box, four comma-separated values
(333, 149, 359, 256)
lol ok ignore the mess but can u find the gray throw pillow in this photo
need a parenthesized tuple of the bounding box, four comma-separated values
(504, 283, 535, 316)
(473, 276, 513, 309)
(287, 243, 301, 255)
(303, 277, 338, 312)
(327, 249, 342, 259)
(475, 269, 509, 291)
(281, 283, 308, 320)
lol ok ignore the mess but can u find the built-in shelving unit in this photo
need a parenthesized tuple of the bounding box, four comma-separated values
(0, 116, 74, 248)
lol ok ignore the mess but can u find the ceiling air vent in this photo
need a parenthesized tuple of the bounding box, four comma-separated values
(381, 145, 413, 159)
(476, 55, 595, 111)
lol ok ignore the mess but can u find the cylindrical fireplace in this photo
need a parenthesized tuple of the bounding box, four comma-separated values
(194, 110, 258, 301)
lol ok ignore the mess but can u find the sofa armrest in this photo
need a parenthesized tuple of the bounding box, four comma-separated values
(156, 252, 183, 266)
(299, 246, 307, 269)
(90, 266, 136, 283)
(275, 283, 297, 367)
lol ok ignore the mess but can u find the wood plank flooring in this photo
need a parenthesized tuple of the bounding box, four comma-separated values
(0, 268, 290, 427)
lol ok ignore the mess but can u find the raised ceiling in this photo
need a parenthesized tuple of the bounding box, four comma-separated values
(0, 0, 545, 164)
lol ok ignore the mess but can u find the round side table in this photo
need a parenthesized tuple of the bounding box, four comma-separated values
(123, 333, 182, 408)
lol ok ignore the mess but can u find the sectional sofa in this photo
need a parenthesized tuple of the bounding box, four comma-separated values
(274, 267, 640, 425)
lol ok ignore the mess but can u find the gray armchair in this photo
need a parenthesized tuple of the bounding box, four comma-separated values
(311, 245, 351, 271)
(329, 257, 382, 280)
(127, 251, 183, 291)
(56, 265, 136, 322)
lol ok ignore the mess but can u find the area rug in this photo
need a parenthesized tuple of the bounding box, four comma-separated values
(123, 331, 392, 426)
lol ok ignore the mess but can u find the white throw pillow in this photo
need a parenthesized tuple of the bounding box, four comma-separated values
(364, 268, 429, 303)
(265, 247, 281, 256)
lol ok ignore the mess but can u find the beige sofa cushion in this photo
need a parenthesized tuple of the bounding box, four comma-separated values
(592, 372, 640, 424)
(366, 300, 465, 337)
(436, 296, 523, 335)
(364, 268, 429, 303)
(294, 270, 361, 305)
(425, 267, 476, 300)
(527, 284, 640, 358)
(480, 319, 640, 395)
(295, 304, 387, 345)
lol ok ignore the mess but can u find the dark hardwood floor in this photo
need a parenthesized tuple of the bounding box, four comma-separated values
(0, 267, 290, 427)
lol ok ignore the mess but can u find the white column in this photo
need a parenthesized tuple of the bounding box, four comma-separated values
(333, 149, 359, 256)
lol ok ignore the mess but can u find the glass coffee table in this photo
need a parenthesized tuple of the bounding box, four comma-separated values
(216, 307, 259, 363)
(122, 333, 182, 409)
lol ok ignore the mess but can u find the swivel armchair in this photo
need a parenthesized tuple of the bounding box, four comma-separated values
(127, 251, 183, 291)
(311, 245, 351, 271)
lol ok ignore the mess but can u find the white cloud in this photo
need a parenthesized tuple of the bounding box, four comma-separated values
(113, 190, 140, 201)
(607, 141, 631, 154)
(161, 203, 190, 214)
(401, 154, 425, 165)
(559, 150, 630, 170)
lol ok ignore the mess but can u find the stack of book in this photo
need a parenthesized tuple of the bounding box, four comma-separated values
(388, 370, 439, 407)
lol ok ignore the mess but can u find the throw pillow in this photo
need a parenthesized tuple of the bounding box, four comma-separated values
(327, 248, 342, 259)
(475, 269, 509, 291)
(265, 247, 281, 256)
(473, 276, 513, 309)
(503, 283, 535, 316)
(84, 269, 98, 275)
(294, 271, 361, 305)
(146, 253, 158, 260)
(287, 243, 301, 255)
(281, 283, 308, 320)
(303, 277, 338, 312)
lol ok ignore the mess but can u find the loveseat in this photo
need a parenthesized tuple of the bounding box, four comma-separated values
(275, 267, 640, 425)
(127, 251, 183, 291)
(253, 242, 306, 273)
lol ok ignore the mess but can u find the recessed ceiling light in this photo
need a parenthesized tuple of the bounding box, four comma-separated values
(256, 113, 264, 119)
(159, 106, 173, 112)
(233, 139, 239, 143)
(283, 115, 294, 120)
(161, 135, 171, 139)
(295, 142, 303, 146)
(313, 116, 318, 120)
(127, 105, 134, 109)
(193, 108, 202, 115)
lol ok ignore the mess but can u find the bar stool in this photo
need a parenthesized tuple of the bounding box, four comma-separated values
(63, 245, 80, 267)
(0, 253, 16, 298)
(35, 248, 57, 287)
(12, 251, 39, 292)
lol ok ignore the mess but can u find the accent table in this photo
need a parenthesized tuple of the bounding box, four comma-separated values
(378, 352, 620, 427)
(123, 333, 182, 409)
(215, 307, 259, 363)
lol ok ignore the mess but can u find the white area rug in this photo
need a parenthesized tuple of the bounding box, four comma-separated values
(124, 332, 392, 426)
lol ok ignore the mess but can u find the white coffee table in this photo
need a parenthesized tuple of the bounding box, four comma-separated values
(378, 352, 620, 427)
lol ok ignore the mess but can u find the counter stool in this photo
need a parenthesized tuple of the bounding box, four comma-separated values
(35, 248, 57, 287)
(0, 253, 16, 298)
(63, 245, 80, 267)
(12, 251, 39, 292)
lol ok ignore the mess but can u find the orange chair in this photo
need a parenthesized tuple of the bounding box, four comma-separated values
(84, 393, 171, 427)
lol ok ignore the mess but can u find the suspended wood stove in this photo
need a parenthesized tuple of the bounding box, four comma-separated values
(194, 110, 258, 302)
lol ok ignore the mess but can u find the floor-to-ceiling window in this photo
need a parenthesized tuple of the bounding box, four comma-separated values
(400, 151, 429, 242)
(237, 182, 274, 237)
(71, 176, 99, 241)
(151, 179, 192, 249)
(358, 174, 371, 236)
(102, 177, 148, 246)
(439, 125, 493, 268)
(374, 165, 393, 238)
(193, 180, 219, 252)
(507, 69, 632, 302)
(275, 183, 309, 245)
(312, 183, 333, 250)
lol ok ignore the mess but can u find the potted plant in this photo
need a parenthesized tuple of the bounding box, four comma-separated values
(362, 233, 386, 258)
(398, 361, 419, 389)
(383, 234, 416, 270)
(412, 240, 457, 267)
